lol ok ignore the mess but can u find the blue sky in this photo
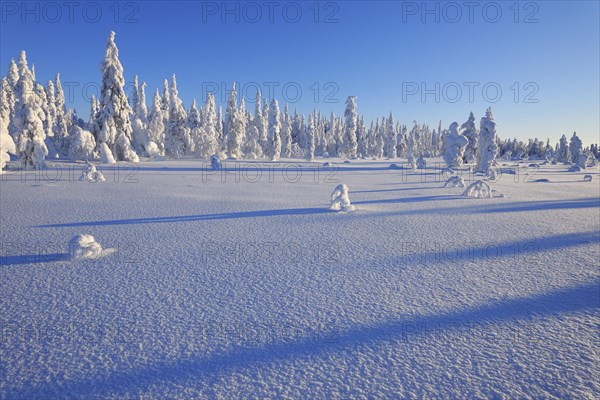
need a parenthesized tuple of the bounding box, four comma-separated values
(1, 1, 599, 145)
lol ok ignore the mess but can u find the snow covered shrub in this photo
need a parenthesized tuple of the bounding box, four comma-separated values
(99, 142, 116, 164)
(145, 141, 161, 159)
(583, 174, 592, 182)
(443, 122, 468, 169)
(462, 180, 493, 198)
(416, 156, 426, 169)
(388, 163, 401, 170)
(443, 175, 466, 188)
(569, 132, 582, 163)
(568, 165, 582, 172)
(330, 184, 354, 212)
(323, 162, 334, 167)
(68, 126, 96, 161)
(210, 154, 222, 170)
(0, 79, 17, 173)
(69, 234, 102, 260)
(80, 162, 105, 182)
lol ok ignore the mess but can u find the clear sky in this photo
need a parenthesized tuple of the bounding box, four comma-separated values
(1, 0, 599, 145)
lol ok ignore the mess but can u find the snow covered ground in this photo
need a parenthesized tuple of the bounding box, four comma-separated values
(1, 158, 599, 399)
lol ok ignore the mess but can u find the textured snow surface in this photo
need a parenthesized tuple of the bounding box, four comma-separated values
(1, 158, 599, 398)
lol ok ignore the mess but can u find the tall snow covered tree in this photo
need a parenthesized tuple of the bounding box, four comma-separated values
(13, 67, 48, 169)
(198, 92, 218, 158)
(305, 112, 316, 161)
(385, 112, 397, 159)
(281, 103, 292, 158)
(268, 99, 281, 161)
(343, 96, 358, 158)
(356, 115, 367, 158)
(148, 89, 165, 155)
(553, 134, 569, 163)
(254, 89, 268, 155)
(224, 83, 244, 159)
(53, 73, 69, 156)
(461, 112, 478, 164)
(477, 107, 498, 173)
(94, 32, 138, 162)
(0, 78, 17, 172)
(186, 99, 202, 155)
(569, 132, 582, 163)
(165, 74, 190, 158)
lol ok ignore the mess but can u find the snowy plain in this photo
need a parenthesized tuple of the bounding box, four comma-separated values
(1, 158, 599, 399)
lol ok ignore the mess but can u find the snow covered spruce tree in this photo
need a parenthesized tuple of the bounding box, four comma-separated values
(406, 122, 417, 168)
(553, 134, 569, 163)
(165, 74, 191, 159)
(443, 122, 469, 169)
(461, 112, 478, 164)
(147, 89, 165, 156)
(53, 73, 70, 156)
(13, 66, 48, 169)
(94, 32, 138, 162)
(186, 99, 203, 156)
(357, 116, 367, 158)
(385, 112, 397, 159)
(281, 103, 293, 158)
(0, 78, 17, 172)
(477, 107, 498, 174)
(305, 112, 316, 161)
(131, 76, 151, 155)
(268, 98, 281, 161)
(198, 93, 218, 158)
(224, 83, 244, 159)
(343, 96, 358, 158)
(254, 89, 267, 155)
(569, 132, 582, 163)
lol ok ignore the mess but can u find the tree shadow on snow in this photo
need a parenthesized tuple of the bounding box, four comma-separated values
(0, 253, 70, 266)
(7, 280, 599, 398)
(36, 207, 333, 228)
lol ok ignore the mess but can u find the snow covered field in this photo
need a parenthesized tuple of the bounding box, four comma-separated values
(1, 158, 598, 398)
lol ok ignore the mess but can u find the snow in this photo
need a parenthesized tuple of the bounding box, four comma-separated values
(462, 180, 494, 198)
(68, 234, 103, 260)
(0, 158, 598, 398)
(99, 142, 116, 164)
(80, 162, 106, 183)
(329, 183, 354, 212)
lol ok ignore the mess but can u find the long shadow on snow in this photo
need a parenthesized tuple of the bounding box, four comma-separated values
(0, 253, 70, 266)
(8, 281, 599, 398)
(36, 207, 332, 228)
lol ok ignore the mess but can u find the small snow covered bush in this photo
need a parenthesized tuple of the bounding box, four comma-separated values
(69, 234, 102, 260)
(210, 154, 222, 170)
(330, 184, 354, 212)
(80, 162, 105, 183)
(462, 180, 493, 198)
(569, 165, 582, 172)
(388, 163, 401, 170)
(0, 130, 16, 173)
(323, 162, 334, 167)
(443, 175, 466, 188)
(583, 174, 592, 182)
(145, 141, 161, 159)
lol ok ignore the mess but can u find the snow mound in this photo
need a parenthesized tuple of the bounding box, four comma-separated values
(69, 234, 103, 260)
(462, 180, 493, 198)
(531, 178, 551, 183)
(330, 184, 354, 212)
(210, 155, 222, 170)
(528, 163, 540, 168)
(583, 174, 592, 182)
(569, 165, 582, 172)
(99, 143, 116, 164)
(388, 163, 401, 170)
(343, 160, 351, 164)
(443, 175, 466, 188)
(80, 162, 106, 183)
(323, 162, 334, 167)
